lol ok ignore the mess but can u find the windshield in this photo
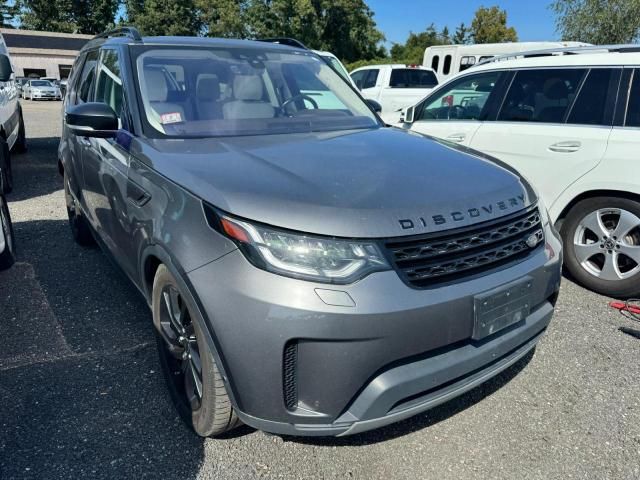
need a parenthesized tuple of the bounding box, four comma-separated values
(31, 80, 53, 87)
(134, 46, 379, 137)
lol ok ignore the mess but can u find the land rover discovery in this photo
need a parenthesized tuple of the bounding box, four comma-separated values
(59, 28, 562, 437)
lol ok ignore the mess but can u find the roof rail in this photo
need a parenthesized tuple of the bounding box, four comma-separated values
(257, 37, 308, 50)
(93, 27, 143, 42)
(476, 44, 640, 67)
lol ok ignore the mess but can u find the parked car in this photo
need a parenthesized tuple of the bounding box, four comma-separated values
(0, 36, 27, 193)
(0, 168, 15, 270)
(22, 79, 62, 101)
(59, 28, 562, 438)
(424, 41, 590, 82)
(15, 76, 28, 95)
(404, 45, 640, 297)
(350, 64, 438, 123)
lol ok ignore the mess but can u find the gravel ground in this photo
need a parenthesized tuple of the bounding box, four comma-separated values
(0, 101, 639, 480)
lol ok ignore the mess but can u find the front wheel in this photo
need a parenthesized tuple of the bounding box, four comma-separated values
(0, 195, 15, 270)
(152, 265, 240, 437)
(561, 197, 640, 298)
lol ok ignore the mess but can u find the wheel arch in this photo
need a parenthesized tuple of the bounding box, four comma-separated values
(140, 243, 242, 410)
(554, 189, 640, 232)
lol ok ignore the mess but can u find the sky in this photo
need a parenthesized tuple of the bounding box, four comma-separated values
(366, 0, 559, 48)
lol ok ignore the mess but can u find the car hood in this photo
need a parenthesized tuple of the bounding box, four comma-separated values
(133, 127, 536, 238)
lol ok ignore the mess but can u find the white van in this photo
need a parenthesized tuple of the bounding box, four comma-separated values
(424, 42, 589, 81)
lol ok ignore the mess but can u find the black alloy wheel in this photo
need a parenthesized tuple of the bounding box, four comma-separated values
(157, 284, 204, 411)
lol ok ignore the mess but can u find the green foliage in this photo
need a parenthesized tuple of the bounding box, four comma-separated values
(551, 0, 640, 44)
(388, 24, 449, 64)
(197, 0, 248, 38)
(0, 1, 18, 27)
(125, 0, 385, 63)
(242, 0, 386, 62)
(470, 5, 518, 43)
(344, 56, 392, 72)
(18, 0, 119, 34)
(130, 0, 201, 36)
(452, 22, 470, 44)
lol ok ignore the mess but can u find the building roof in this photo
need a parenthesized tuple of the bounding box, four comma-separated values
(0, 28, 92, 52)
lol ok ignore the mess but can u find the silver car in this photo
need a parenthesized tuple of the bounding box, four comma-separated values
(22, 79, 62, 101)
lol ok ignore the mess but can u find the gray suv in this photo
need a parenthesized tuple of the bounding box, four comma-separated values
(59, 28, 562, 437)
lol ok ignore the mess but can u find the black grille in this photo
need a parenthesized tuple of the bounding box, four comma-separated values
(283, 341, 298, 410)
(386, 208, 543, 288)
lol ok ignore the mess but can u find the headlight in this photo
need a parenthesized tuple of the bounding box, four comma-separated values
(207, 207, 391, 284)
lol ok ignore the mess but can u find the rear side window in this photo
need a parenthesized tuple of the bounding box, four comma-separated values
(443, 55, 452, 75)
(351, 69, 378, 90)
(431, 55, 440, 72)
(498, 68, 586, 123)
(459, 56, 476, 72)
(350, 70, 366, 89)
(389, 69, 438, 88)
(76, 50, 99, 104)
(362, 69, 379, 89)
(626, 70, 640, 127)
(567, 68, 616, 126)
(419, 71, 501, 121)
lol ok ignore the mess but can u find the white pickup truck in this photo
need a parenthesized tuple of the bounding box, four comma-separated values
(350, 64, 438, 124)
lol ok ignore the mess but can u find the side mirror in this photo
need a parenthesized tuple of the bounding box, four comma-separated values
(366, 99, 382, 114)
(403, 105, 415, 124)
(65, 102, 118, 138)
(0, 54, 12, 82)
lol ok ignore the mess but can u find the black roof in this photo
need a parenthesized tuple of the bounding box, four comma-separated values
(3, 32, 90, 51)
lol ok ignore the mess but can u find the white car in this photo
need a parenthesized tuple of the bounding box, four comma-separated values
(350, 64, 438, 124)
(403, 45, 640, 297)
(22, 79, 62, 101)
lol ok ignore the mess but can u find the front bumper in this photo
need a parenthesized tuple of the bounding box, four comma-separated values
(31, 92, 61, 100)
(187, 225, 562, 436)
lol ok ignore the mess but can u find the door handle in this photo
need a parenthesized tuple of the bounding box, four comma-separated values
(446, 133, 466, 143)
(548, 141, 581, 153)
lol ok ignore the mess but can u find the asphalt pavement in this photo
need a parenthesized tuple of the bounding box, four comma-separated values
(0, 101, 639, 480)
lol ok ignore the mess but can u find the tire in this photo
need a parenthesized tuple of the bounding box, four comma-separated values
(63, 170, 95, 246)
(0, 194, 15, 270)
(12, 109, 27, 154)
(152, 264, 240, 437)
(561, 196, 640, 298)
(0, 138, 12, 194)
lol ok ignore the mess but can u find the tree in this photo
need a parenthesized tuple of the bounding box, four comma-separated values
(18, 0, 118, 33)
(0, 1, 18, 27)
(551, 0, 640, 44)
(470, 5, 518, 43)
(197, 0, 248, 38)
(133, 0, 201, 36)
(439, 26, 450, 45)
(243, 0, 385, 63)
(452, 22, 469, 44)
(389, 24, 445, 64)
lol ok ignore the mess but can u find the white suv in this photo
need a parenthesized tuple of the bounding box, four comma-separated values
(403, 46, 640, 297)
